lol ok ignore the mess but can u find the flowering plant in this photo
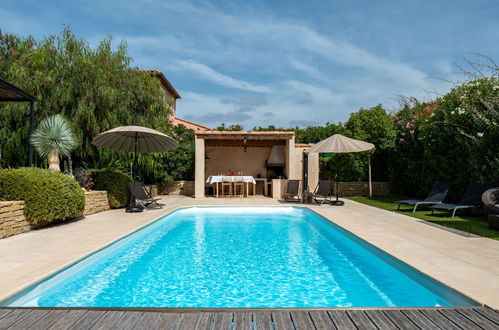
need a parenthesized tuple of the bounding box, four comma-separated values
(395, 117, 416, 144)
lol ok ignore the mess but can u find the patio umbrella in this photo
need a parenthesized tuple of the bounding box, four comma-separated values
(92, 125, 178, 211)
(306, 134, 374, 205)
(92, 126, 178, 154)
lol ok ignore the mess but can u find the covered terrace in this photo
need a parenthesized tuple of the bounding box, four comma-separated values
(194, 131, 318, 199)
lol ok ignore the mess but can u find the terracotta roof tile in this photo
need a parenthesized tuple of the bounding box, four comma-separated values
(295, 143, 314, 148)
(173, 117, 211, 131)
(138, 70, 181, 99)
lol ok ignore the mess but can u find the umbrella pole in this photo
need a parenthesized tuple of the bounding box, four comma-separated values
(302, 151, 308, 204)
(133, 132, 138, 181)
(126, 132, 144, 212)
(331, 154, 344, 206)
(368, 155, 372, 198)
(336, 174, 339, 201)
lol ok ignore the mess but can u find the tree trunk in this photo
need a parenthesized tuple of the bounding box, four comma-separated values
(68, 154, 73, 176)
(48, 149, 60, 171)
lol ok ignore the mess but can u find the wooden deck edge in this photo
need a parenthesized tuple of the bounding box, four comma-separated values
(0, 305, 491, 313)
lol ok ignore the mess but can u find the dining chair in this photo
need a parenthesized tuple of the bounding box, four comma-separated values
(221, 176, 232, 197)
(234, 176, 245, 197)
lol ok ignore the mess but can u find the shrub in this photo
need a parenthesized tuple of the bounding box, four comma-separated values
(89, 170, 131, 208)
(0, 168, 85, 224)
(389, 77, 499, 199)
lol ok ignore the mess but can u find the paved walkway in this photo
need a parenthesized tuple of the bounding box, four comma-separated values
(0, 196, 498, 309)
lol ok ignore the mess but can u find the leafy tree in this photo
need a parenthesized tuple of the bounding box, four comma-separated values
(253, 124, 289, 131)
(344, 105, 396, 150)
(140, 124, 195, 185)
(215, 123, 244, 131)
(321, 105, 396, 181)
(295, 122, 344, 144)
(0, 27, 171, 179)
(253, 122, 343, 143)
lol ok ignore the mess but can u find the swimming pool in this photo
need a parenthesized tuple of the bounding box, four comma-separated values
(2, 207, 476, 308)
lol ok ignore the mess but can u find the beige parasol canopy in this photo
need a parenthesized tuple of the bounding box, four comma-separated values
(92, 126, 178, 153)
(306, 134, 375, 199)
(92, 126, 177, 212)
(306, 134, 374, 154)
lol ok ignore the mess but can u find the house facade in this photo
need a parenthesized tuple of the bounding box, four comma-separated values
(145, 70, 210, 131)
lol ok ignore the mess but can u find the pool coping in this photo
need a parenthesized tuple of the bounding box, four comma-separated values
(0, 305, 487, 311)
(0, 204, 482, 308)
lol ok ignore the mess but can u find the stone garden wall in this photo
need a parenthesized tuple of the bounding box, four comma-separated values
(83, 191, 110, 215)
(333, 182, 391, 197)
(155, 181, 195, 196)
(149, 180, 389, 197)
(1, 191, 112, 239)
(0, 201, 31, 239)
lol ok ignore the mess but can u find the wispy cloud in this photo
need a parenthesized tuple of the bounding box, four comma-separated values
(289, 119, 321, 127)
(177, 60, 272, 93)
(289, 60, 331, 82)
(180, 91, 254, 126)
(220, 97, 268, 112)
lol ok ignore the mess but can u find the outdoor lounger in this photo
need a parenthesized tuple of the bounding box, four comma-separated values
(311, 180, 334, 205)
(430, 182, 490, 218)
(396, 182, 452, 213)
(128, 182, 161, 208)
(283, 179, 301, 202)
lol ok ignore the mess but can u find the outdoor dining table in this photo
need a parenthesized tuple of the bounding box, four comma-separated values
(206, 175, 256, 197)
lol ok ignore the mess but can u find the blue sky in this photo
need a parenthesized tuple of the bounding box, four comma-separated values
(1, 0, 498, 129)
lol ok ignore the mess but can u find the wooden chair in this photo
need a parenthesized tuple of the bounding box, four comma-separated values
(221, 176, 232, 197)
(234, 176, 245, 197)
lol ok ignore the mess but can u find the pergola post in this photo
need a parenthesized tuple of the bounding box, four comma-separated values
(0, 78, 37, 167)
(285, 136, 296, 180)
(302, 150, 308, 192)
(194, 136, 205, 198)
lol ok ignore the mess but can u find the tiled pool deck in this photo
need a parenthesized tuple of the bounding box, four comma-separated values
(0, 195, 498, 311)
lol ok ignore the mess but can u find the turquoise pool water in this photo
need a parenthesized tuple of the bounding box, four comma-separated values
(4, 207, 475, 308)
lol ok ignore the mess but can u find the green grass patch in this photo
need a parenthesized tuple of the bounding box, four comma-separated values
(347, 196, 499, 240)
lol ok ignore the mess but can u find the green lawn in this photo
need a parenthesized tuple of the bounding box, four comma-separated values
(347, 196, 499, 240)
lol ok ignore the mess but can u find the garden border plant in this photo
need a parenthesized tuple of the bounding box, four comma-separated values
(86, 169, 131, 208)
(0, 168, 85, 225)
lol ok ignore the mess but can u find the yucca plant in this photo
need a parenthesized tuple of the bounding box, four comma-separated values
(30, 114, 76, 171)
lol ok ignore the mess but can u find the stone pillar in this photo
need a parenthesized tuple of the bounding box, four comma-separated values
(285, 136, 296, 179)
(307, 152, 319, 191)
(195, 136, 205, 198)
(272, 179, 287, 199)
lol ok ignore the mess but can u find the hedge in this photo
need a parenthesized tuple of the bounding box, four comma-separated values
(0, 168, 85, 224)
(89, 170, 131, 208)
